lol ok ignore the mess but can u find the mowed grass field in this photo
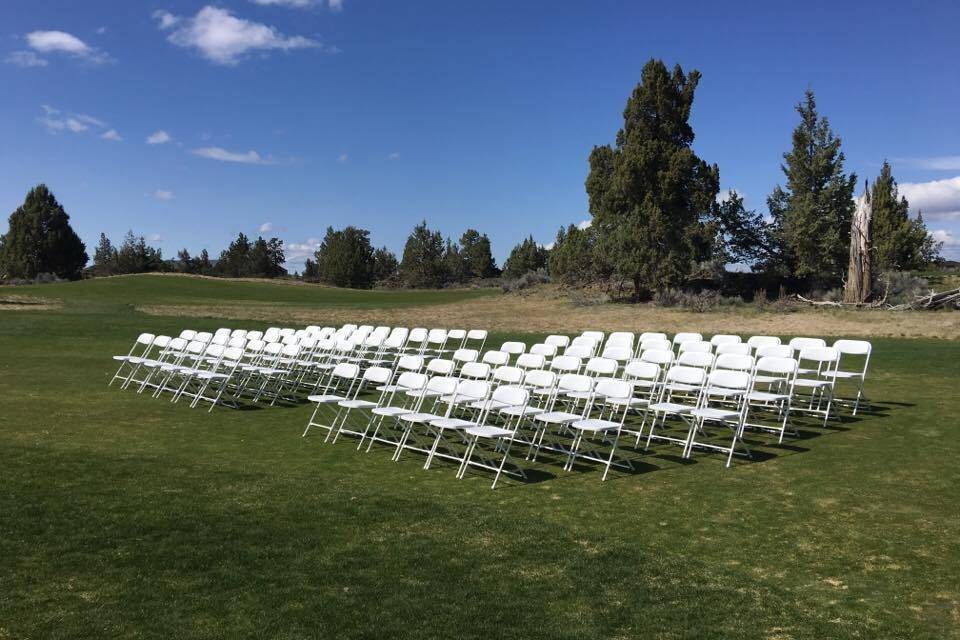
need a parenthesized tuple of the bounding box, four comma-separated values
(2, 275, 959, 639)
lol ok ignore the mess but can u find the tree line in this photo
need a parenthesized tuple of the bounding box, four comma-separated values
(0, 58, 943, 295)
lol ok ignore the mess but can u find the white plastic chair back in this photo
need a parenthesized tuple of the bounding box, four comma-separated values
(516, 353, 545, 370)
(716, 343, 750, 356)
(545, 335, 570, 349)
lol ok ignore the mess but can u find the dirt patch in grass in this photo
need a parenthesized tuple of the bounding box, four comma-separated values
(138, 286, 960, 339)
(0, 295, 61, 311)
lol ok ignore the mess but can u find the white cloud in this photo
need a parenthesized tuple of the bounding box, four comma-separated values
(96, 26, 107, 35)
(37, 105, 117, 140)
(542, 242, 555, 250)
(25, 30, 111, 64)
(931, 229, 958, 246)
(147, 233, 165, 243)
(329, 0, 344, 10)
(5, 51, 48, 67)
(155, 6, 334, 65)
(191, 146, 276, 165)
(152, 189, 174, 201)
(147, 130, 172, 144)
(101, 129, 123, 142)
(899, 175, 960, 221)
(259, 222, 274, 232)
(251, 0, 317, 7)
(285, 237, 322, 265)
(577, 219, 592, 230)
(387, 152, 400, 160)
(896, 156, 960, 172)
(337, 153, 348, 164)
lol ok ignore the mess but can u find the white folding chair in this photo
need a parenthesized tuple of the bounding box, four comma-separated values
(544, 335, 571, 350)
(566, 378, 636, 480)
(672, 332, 703, 348)
(515, 353, 545, 371)
(793, 347, 840, 425)
(645, 365, 706, 451)
(686, 369, 752, 467)
(831, 340, 872, 415)
(302, 363, 362, 439)
(710, 334, 742, 346)
(331, 366, 394, 445)
(744, 356, 798, 443)
(458, 385, 532, 489)
(715, 342, 751, 356)
(747, 335, 781, 352)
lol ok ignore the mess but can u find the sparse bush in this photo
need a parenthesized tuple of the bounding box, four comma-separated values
(500, 269, 550, 293)
(654, 288, 740, 312)
(875, 271, 930, 305)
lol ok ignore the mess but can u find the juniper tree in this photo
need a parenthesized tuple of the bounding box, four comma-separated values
(216, 233, 252, 277)
(549, 224, 599, 285)
(116, 231, 163, 274)
(93, 233, 118, 276)
(766, 90, 857, 284)
(459, 229, 498, 278)
(0, 184, 87, 279)
(196, 249, 213, 275)
(713, 191, 767, 267)
(400, 221, 447, 288)
(871, 161, 940, 271)
(372, 247, 399, 284)
(443, 238, 467, 284)
(314, 226, 374, 288)
(502, 235, 548, 279)
(585, 59, 719, 298)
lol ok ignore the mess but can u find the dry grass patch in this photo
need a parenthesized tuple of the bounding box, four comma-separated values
(0, 294, 61, 311)
(139, 287, 960, 339)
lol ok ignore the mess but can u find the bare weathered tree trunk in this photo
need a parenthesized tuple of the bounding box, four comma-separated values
(844, 183, 872, 304)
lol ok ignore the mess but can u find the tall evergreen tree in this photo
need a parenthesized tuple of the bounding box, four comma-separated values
(459, 229, 498, 278)
(302, 258, 320, 282)
(0, 184, 87, 279)
(713, 191, 767, 266)
(766, 90, 857, 284)
(502, 235, 549, 279)
(93, 232, 118, 276)
(549, 224, 599, 285)
(116, 231, 164, 274)
(372, 246, 399, 284)
(216, 233, 252, 277)
(176, 248, 195, 274)
(314, 226, 375, 288)
(443, 238, 467, 284)
(585, 59, 719, 297)
(196, 249, 213, 275)
(871, 161, 940, 271)
(400, 221, 447, 288)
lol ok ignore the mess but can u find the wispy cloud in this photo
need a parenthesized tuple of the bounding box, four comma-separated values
(152, 189, 174, 201)
(25, 30, 112, 64)
(191, 146, 276, 165)
(5, 50, 48, 67)
(147, 130, 172, 144)
(337, 153, 348, 164)
(387, 152, 400, 160)
(931, 229, 960, 259)
(895, 156, 960, 172)
(285, 237, 322, 266)
(899, 175, 960, 221)
(259, 222, 274, 232)
(147, 233, 165, 243)
(37, 105, 117, 140)
(154, 6, 336, 65)
(249, 0, 344, 9)
(329, 0, 344, 11)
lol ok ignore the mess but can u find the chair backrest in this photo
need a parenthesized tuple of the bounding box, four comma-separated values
(427, 328, 448, 345)
(606, 331, 634, 347)
(516, 353, 545, 370)
(585, 357, 617, 377)
(673, 332, 703, 346)
(178, 329, 196, 341)
(490, 385, 529, 410)
(246, 330, 263, 341)
(677, 351, 714, 369)
(581, 330, 605, 343)
(754, 356, 798, 377)
(262, 342, 283, 357)
(331, 362, 360, 380)
(152, 335, 171, 349)
(460, 362, 491, 380)
(396, 354, 423, 371)
(214, 328, 232, 337)
(756, 344, 793, 359)
(222, 346, 245, 364)
(706, 369, 750, 392)
(564, 344, 593, 359)
(624, 360, 660, 385)
(363, 366, 393, 385)
(384, 331, 408, 349)
(426, 359, 455, 375)
(640, 349, 674, 365)
(709, 334, 741, 346)
(529, 343, 557, 357)
(454, 379, 489, 402)
(639, 332, 667, 342)
(789, 337, 826, 351)
(833, 339, 871, 356)
(452, 348, 479, 364)
(595, 378, 632, 401)
(715, 342, 751, 356)
(799, 347, 841, 373)
(185, 340, 207, 356)
(227, 336, 247, 349)
(600, 346, 633, 362)
(747, 335, 781, 350)
(678, 341, 713, 354)
(664, 365, 707, 386)
(466, 329, 487, 340)
(407, 328, 428, 344)
(425, 375, 458, 396)
(447, 329, 466, 342)
(557, 373, 593, 394)
(481, 350, 510, 366)
(230, 329, 247, 339)
(523, 369, 556, 390)
(211, 333, 230, 346)
(492, 366, 524, 384)
(570, 336, 598, 354)
(500, 341, 526, 356)
(550, 355, 581, 373)
(205, 344, 225, 360)
(640, 338, 672, 353)
(245, 339, 265, 354)
(396, 371, 428, 391)
(166, 337, 188, 353)
(544, 335, 570, 349)
(136, 332, 156, 345)
(713, 353, 755, 372)
(281, 344, 301, 358)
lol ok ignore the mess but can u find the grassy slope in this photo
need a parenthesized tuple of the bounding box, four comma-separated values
(1, 277, 958, 639)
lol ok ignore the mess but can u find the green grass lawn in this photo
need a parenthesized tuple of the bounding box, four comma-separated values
(2, 277, 958, 639)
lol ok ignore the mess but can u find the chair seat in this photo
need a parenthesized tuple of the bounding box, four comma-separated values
(703, 387, 744, 398)
(307, 394, 344, 404)
(399, 412, 441, 423)
(604, 397, 648, 407)
(571, 418, 619, 432)
(692, 407, 739, 421)
(832, 371, 862, 379)
(565, 391, 594, 400)
(468, 399, 511, 411)
(465, 424, 513, 438)
(663, 382, 700, 393)
(534, 411, 582, 424)
(753, 375, 785, 384)
(428, 418, 475, 430)
(196, 371, 229, 380)
(140, 359, 164, 368)
(747, 391, 789, 402)
(338, 399, 378, 409)
(794, 378, 830, 388)
(372, 406, 411, 417)
(649, 401, 694, 414)
(113, 355, 133, 361)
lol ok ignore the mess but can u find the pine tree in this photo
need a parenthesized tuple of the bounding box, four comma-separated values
(314, 226, 375, 288)
(549, 224, 599, 285)
(216, 233, 252, 277)
(302, 258, 320, 282)
(0, 184, 87, 279)
(713, 191, 767, 266)
(585, 59, 719, 297)
(871, 161, 939, 271)
(196, 249, 212, 275)
(93, 233, 118, 276)
(443, 238, 466, 284)
(766, 90, 857, 284)
(372, 247, 399, 284)
(459, 229, 498, 278)
(116, 231, 163, 274)
(399, 221, 447, 288)
(502, 235, 549, 279)
(176, 248, 194, 274)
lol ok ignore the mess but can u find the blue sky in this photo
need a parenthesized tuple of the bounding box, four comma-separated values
(2, 0, 959, 270)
